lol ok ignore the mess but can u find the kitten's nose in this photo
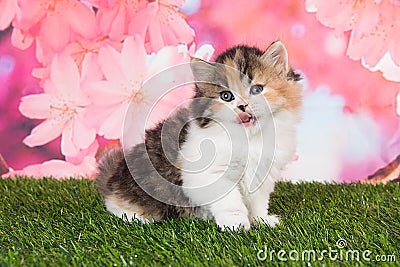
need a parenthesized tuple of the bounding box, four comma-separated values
(237, 103, 248, 112)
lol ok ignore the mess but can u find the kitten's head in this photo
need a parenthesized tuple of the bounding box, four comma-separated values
(190, 41, 302, 128)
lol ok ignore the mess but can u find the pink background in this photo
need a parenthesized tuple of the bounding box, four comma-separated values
(1, 0, 399, 182)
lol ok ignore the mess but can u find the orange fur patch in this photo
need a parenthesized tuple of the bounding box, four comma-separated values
(263, 79, 302, 113)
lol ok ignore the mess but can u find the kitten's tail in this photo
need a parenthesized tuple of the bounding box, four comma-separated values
(95, 148, 125, 196)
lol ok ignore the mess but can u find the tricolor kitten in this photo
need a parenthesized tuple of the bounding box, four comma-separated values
(96, 41, 302, 231)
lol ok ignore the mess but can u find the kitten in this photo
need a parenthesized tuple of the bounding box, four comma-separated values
(96, 41, 302, 230)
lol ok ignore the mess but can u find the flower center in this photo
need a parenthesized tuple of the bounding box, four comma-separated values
(352, 0, 365, 9)
(130, 90, 144, 104)
(49, 102, 77, 121)
(47, 0, 60, 12)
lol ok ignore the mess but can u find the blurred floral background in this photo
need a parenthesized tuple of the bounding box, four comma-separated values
(0, 0, 399, 182)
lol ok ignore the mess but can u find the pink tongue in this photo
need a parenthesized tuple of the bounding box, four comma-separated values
(239, 112, 252, 123)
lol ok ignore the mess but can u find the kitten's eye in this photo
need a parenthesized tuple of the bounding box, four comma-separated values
(250, 85, 264, 95)
(220, 91, 235, 102)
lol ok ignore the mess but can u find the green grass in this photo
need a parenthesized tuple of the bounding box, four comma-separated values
(0, 178, 399, 266)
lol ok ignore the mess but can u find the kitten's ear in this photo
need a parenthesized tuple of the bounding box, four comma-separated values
(261, 41, 289, 76)
(190, 57, 218, 95)
(190, 57, 216, 82)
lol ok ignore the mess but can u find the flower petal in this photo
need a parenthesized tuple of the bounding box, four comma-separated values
(61, 120, 79, 156)
(72, 116, 96, 149)
(65, 2, 97, 39)
(81, 53, 103, 85)
(39, 13, 70, 51)
(121, 36, 147, 82)
(397, 92, 400, 116)
(99, 102, 128, 139)
(353, 1, 379, 39)
(11, 28, 34, 50)
(19, 94, 52, 119)
(0, 0, 17, 30)
(50, 54, 81, 99)
(4, 156, 97, 179)
(23, 119, 64, 147)
(75, 156, 98, 179)
(83, 103, 118, 130)
(32, 66, 50, 81)
(4, 160, 70, 178)
(148, 46, 183, 76)
(128, 3, 154, 40)
(148, 12, 165, 51)
(86, 81, 127, 106)
(194, 44, 215, 61)
(98, 4, 126, 40)
(98, 45, 125, 82)
(15, 0, 45, 29)
(66, 139, 99, 165)
(161, 9, 194, 44)
(123, 106, 146, 147)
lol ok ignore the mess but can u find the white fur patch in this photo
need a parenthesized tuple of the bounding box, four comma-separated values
(180, 108, 297, 230)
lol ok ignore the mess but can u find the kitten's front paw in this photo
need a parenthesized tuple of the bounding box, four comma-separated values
(215, 213, 251, 231)
(254, 215, 280, 228)
(265, 215, 280, 227)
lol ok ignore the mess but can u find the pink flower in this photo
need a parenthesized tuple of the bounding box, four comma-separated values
(3, 132, 99, 179)
(86, 35, 181, 142)
(4, 156, 97, 179)
(346, 11, 400, 66)
(0, 0, 18, 30)
(35, 34, 121, 66)
(91, 0, 147, 41)
(12, 0, 98, 57)
(19, 54, 96, 157)
(92, 0, 195, 52)
(306, 0, 400, 67)
(33, 46, 105, 87)
(64, 37, 122, 69)
(85, 35, 213, 146)
(306, 0, 380, 37)
(132, 0, 195, 51)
